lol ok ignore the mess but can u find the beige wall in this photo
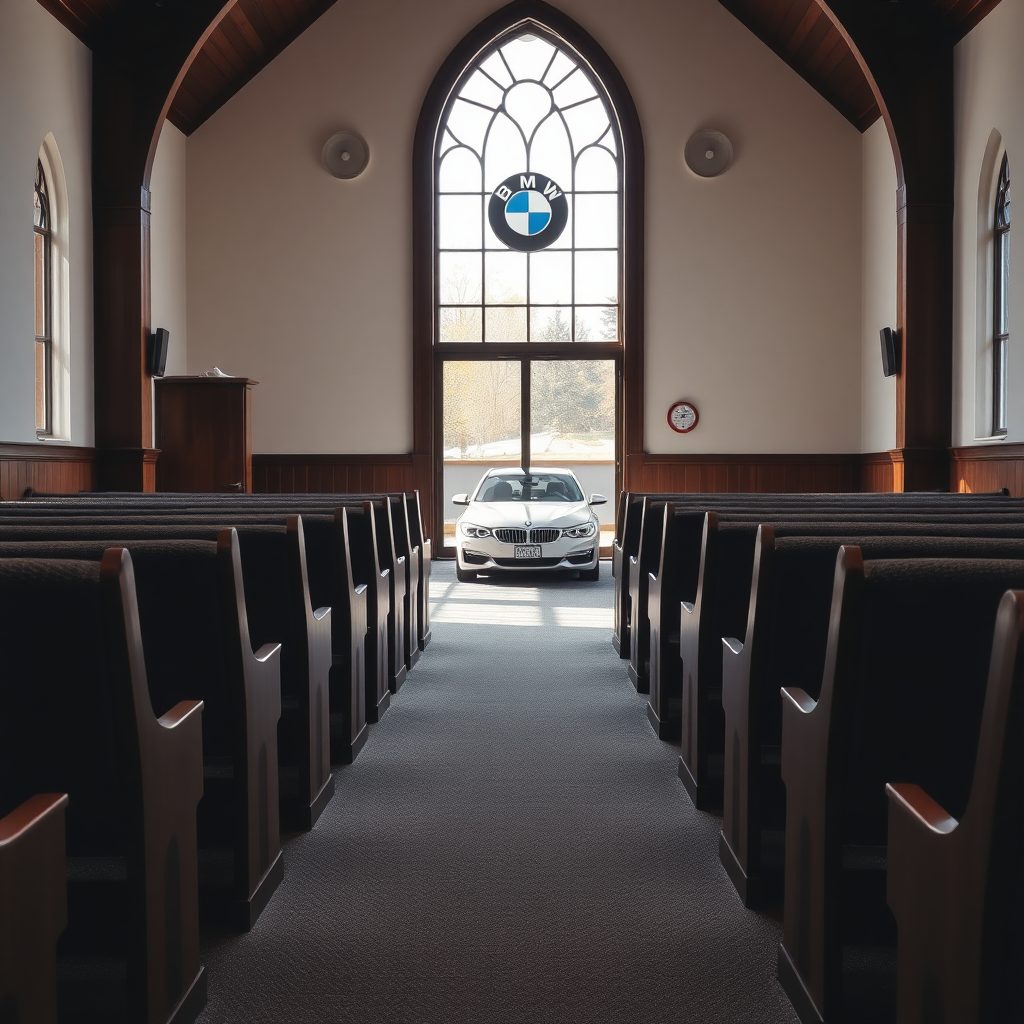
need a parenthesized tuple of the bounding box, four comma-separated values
(860, 118, 897, 453)
(186, 0, 865, 456)
(0, 0, 93, 445)
(953, 0, 1024, 447)
(151, 123, 189, 379)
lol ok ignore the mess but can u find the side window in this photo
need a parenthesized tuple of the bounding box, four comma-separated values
(994, 153, 1010, 435)
(33, 159, 52, 436)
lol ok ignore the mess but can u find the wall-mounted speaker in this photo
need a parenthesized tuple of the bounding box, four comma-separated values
(880, 327, 900, 377)
(684, 129, 734, 177)
(322, 131, 369, 178)
(147, 328, 169, 378)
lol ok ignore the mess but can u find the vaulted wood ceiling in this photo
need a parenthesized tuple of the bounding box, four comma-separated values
(167, 0, 339, 135)
(38, 0, 1004, 138)
(37, 0, 341, 135)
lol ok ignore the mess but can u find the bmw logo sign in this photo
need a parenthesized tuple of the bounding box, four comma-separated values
(488, 172, 568, 252)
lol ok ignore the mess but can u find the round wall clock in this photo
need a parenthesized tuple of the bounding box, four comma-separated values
(668, 401, 699, 433)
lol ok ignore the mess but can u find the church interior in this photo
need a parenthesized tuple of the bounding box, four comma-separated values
(1, 0, 1022, 1021)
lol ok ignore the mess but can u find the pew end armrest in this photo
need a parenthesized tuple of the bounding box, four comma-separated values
(722, 636, 744, 657)
(0, 792, 69, 847)
(887, 783, 958, 837)
(313, 605, 330, 622)
(681, 600, 694, 617)
(158, 698, 204, 731)
(254, 642, 282, 665)
(781, 686, 816, 716)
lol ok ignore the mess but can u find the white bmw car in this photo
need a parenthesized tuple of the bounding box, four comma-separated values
(452, 468, 606, 582)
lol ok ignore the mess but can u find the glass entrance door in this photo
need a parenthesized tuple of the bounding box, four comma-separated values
(530, 359, 616, 549)
(442, 360, 522, 548)
(441, 357, 618, 554)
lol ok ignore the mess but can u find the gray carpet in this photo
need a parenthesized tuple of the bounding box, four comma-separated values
(197, 561, 798, 1023)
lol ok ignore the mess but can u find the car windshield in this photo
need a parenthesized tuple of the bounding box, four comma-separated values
(475, 473, 584, 503)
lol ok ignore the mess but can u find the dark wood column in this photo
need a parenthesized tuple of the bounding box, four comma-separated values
(827, 2, 955, 491)
(91, 2, 232, 490)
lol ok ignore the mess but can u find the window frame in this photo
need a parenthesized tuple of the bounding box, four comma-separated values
(34, 158, 53, 437)
(993, 153, 1010, 436)
(412, 2, 645, 546)
(433, 31, 624, 350)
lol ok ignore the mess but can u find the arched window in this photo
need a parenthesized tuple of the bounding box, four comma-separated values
(436, 33, 622, 343)
(33, 159, 53, 436)
(993, 154, 1010, 435)
(414, 5, 643, 550)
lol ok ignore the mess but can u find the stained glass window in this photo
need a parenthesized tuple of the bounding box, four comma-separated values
(435, 31, 622, 344)
(34, 159, 52, 435)
(994, 154, 1010, 435)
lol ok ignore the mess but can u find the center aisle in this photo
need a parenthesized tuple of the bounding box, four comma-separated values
(197, 562, 797, 1023)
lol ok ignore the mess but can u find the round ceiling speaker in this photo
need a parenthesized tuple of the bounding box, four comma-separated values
(322, 131, 369, 178)
(684, 129, 733, 178)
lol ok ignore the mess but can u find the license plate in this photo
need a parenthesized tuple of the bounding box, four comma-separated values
(514, 545, 542, 559)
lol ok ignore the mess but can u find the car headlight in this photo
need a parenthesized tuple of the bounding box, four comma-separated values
(562, 521, 596, 539)
(461, 522, 492, 539)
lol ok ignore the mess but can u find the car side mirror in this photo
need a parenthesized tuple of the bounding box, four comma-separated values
(589, 493, 608, 506)
(452, 493, 471, 506)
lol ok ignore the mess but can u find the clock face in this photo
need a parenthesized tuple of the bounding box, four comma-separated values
(668, 402, 698, 433)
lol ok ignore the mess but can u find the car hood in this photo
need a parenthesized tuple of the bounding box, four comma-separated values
(462, 501, 593, 529)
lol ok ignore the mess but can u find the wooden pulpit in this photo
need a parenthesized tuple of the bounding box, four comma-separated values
(154, 376, 257, 493)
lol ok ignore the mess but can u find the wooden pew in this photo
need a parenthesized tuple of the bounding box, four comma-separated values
(0, 550, 206, 1023)
(612, 492, 644, 658)
(0, 504, 379, 758)
(886, 589, 1024, 1024)
(371, 502, 407, 692)
(7, 490, 431, 656)
(627, 495, 1010, 694)
(611, 490, 1018, 663)
(720, 530, 1024, 907)
(404, 492, 432, 651)
(654, 510, 1024, 810)
(0, 534, 285, 930)
(388, 495, 420, 673)
(1, 496, 407, 707)
(343, 505, 391, 722)
(0, 793, 69, 1024)
(0, 519, 335, 828)
(776, 549, 1024, 1024)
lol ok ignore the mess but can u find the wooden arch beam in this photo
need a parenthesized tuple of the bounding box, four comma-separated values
(822, 1, 954, 490)
(92, 1, 235, 490)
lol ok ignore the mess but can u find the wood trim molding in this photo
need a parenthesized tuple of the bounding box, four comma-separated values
(0, 442, 97, 499)
(0, 442, 96, 461)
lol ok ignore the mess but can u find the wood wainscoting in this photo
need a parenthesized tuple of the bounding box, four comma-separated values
(860, 451, 897, 493)
(252, 454, 416, 494)
(0, 443, 97, 499)
(627, 453, 873, 494)
(951, 444, 1024, 497)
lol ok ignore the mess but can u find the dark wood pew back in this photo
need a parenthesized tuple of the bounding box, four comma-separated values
(0, 535, 285, 929)
(0, 551, 206, 1022)
(777, 551, 1024, 1024)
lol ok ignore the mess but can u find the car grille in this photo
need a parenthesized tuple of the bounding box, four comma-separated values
(530, 528, 560, 544)
(495, 528, 528, 544)
(494, 557, 563, 568)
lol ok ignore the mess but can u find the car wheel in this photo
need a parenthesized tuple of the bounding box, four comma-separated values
(456, 563, 477, 582)
(579, 563, 599, 581)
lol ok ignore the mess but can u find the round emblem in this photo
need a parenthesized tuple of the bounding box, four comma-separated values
(488, 172, 568, 252)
